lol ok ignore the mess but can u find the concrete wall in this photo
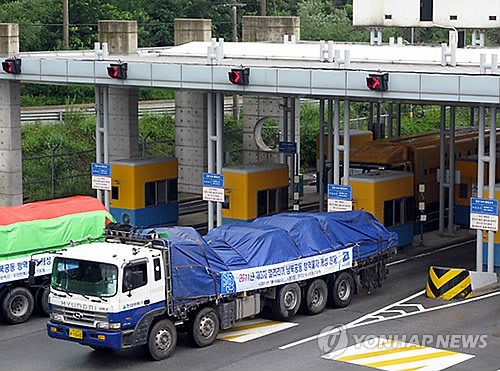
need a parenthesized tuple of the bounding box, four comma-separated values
(98, 20, 137, 55)
(0, 81, 22, 206)
(242, 16, 300, 42)
(174, 19, 212, 46)
(174, 19, 212, 193)
(0, 23, 19, 57)
(98, 20, 139, 161)
(0, 24, 21, 206)
(242, 17, 300, 167)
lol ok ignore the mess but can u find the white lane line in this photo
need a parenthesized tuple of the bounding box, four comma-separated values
(279, 289, 500, 350)
(387, 239, 473, 266)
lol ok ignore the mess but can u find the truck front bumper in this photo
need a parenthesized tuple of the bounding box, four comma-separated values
(47, 321, 122, 350)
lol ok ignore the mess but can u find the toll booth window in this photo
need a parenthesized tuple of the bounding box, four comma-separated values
(257, 190, 268, 217)
(145, 179, 178, 207)
(223, 195, 230, 210)
(167, 179, 178, 202)
(111, 186, 119, 200)
(122, 262, 147, 292)
(384, 200, 394, 227)
(279, 186, 288, 212)
(459, 184, 468, 199)
(269, 189, 277, 214)
(405, 197, 416, 224)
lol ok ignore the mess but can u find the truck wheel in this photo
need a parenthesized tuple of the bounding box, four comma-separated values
(1, 287, 34, 324)
(272, 283, 301, 320)
(145, 319, 177, 361)
(328, 272, 354, 308)
(36, 285, 50, 316)
(188, 307, 220, 347)
(302, 279, 328, 315)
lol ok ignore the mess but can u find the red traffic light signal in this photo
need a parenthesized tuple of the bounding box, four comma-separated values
(366, 73, 389, 91)
(228, 68, 249, 85)
(2, 58, 21, 74)
(107, 63, 127, 79)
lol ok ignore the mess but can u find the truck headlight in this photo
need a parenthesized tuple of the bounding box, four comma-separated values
(109, 322, 121, 329)
(96, 321, 109, 329)
(53, 313, 64, 321)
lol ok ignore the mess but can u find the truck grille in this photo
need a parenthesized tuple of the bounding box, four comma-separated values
(52, 304, 108, 328)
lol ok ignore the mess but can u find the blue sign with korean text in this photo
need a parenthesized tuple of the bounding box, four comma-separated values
(470, 198, 499, 216)
(328, 184, 352, 200)
(91, 163, 111, 177)
(203, 173, 224, 188)
(279, 141, 297, 154)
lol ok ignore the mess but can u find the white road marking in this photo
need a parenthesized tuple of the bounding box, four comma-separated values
(279, 289, 500, 350)
(217, 318, 298, 343)
(323, 336, 474, 371)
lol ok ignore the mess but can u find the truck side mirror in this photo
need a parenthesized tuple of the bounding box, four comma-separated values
(28, 260, 36, 285)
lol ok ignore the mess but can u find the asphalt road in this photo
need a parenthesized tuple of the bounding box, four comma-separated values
(1, 240, 498, 371)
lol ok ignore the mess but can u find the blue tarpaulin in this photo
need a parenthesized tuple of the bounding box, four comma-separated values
(143, 210, 397, 308)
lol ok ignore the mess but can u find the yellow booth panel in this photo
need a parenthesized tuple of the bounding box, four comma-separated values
(110, 157, 178, 210)
(349, 170, 414, 225)
(456, 156, 500, 207)
(223, 163, 289, 221)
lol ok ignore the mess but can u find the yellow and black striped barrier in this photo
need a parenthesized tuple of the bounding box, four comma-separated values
(426, 266, 472, 300)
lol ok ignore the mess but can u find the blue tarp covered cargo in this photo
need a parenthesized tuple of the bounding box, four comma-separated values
(145, 210, 397, 308)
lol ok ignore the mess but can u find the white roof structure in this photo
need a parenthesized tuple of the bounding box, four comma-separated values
(2, 39, 500, 105)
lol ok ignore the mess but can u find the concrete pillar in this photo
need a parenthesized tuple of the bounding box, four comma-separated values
(0, 24, 22, 207)
(174, 19, 212, 193)
(175, 91, 208, 193)
(0, 23, 19, 56)
(98, 20, 137, 54)
(107, 87, 139, 161)
(174, 19, 212, 46)
(242, 16, 300, 42)
(242, 16, 300, 167)
(98, 21, 139, 161)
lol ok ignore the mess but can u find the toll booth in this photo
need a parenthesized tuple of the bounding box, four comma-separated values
(222, 163, 289, 223)
(350, 170, 415, 247)
(481, 186, 500, 272)
(110, 157, 178, 227)
(455, 155, 500, 226)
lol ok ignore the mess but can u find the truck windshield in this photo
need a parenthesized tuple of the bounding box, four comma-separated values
(51, 257, 118, 297)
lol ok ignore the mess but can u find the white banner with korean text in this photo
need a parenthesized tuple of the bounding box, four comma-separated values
(220, 248, 353, 294)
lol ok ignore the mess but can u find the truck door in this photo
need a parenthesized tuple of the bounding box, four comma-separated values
(121, 259, 152, 317)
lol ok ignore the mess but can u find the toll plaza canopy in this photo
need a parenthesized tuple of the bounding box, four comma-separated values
(2, 40, 500, 104)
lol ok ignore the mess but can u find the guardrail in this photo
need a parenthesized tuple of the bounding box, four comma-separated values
(21, 102, 235, 123)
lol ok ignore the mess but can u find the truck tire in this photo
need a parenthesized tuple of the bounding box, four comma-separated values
(1, 287, 35, 324)
(302, 279, 328, 315)
(272, 283, 302, 320)
(36, 285, 50, 316)
(145, 319, 177, 361)
(188, 307, 220, 347)
(328, 272, 354, 308)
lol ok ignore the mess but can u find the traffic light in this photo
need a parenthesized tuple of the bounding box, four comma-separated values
(366, 73, 389, 91)
(2, 58, 21, 74)
(228, 68, 249, 85)
(107, 63, 127, 79)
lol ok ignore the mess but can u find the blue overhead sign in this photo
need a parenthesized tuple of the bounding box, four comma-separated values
(328, 184, 352, 200)
(471, 198, 499, 215)
(203, 173, 224, 188)
(279, 141, 297, 154)
(91, 163, 111, 177)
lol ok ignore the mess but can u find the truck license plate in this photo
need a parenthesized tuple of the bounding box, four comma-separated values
(69, 328, 83, 339)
